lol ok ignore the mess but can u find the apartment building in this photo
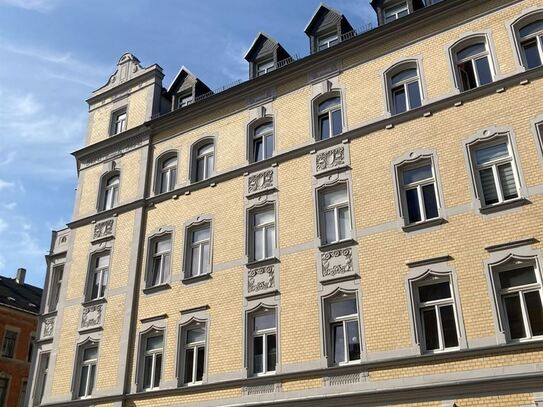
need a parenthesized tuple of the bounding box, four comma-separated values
(29, 0, 543, 406)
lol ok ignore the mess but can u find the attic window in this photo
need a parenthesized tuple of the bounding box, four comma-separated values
(256, 60, 275, 77)
(178, 94, 194, 109)
(317, 32, 339, 51)
(384, 2, 409, 23)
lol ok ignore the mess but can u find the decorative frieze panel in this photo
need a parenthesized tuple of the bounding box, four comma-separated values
(245, 264, 278, 298)
(80, 303, 105, 331)
(80, 134, 148, 169)
(319, 246, 358, 283)
(242, 383, 281, 396)
(323, 372, 367, 387)
(313, 143, 350, 176)
(246, 168, 277, 197)
(91, 217, 116, 242)
(42, 316, 55, 339)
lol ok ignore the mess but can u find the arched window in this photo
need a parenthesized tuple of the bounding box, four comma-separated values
(250, 121, 274, 163)
(315, 95, 342, 140)
(387, 63, 423, 114)
(517, 18, 543, 69)
(192, 141, 214, 182)
(452, 37, 494, 91)
(99, 173, 119, 212)
(74, 341, 99, 399)
(156, 153, 177, 194)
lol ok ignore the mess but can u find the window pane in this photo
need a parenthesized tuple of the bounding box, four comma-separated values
(150, 258, 161, 286)
(264, 135, 273, 159)
(475, 57, 493, 86)
(440, 305, 459, 348)
(332, 324, 345, 364)
(318, 97, 341, 113)
(457, 43, 486, 60)
(184, 348, 194, 383)
(156, 239, 171, 253)
(419, 282, 451, 302)
(393, 87, 407, 114)
(146, 335, 163, 351)
(196, 347, 205, 381)
(191, 247, 200, 276)
(330, 298, 357, 319)
(193, 227, 210, 243)
(407, 81, 422, 109)
(154, 354, 162, 388)
(331, 109, 342, 136)
(198, 144, 213, 155)
(88, 364, 96, 396)
(458, 61, 477, 90)
(83, 347, 98, 361)
(504, 294, 526, 340)
(422, 184, 439, 219)
(254, 313, 275, 331)
(254, 229, 264, 260)
(206, 155, 214, 178)
(479, 168, 499, 205)
(255, 209, 274, 226)
(96, 254, 109, 268)
(323, 188, 347, 207)
(196, 158, 205, 181)
(406, 188, 421, 223)
(498, 163, 518, 201)
(525, 291, 543, 337)
(255, 122, 273, 137)
(91, 272, 100, 299)
(100, 269, 108, 297)
(519, 20, 543, 37)
(266, 334, 277, 372)
(338, 206, 349, 240)
(187, 328, 205, 344)
(265, 227, 275, 258)
(162, 253, 171, 282)
(253, 138, 263, 162)
(324, 210, 336, 244)
(320, 115, 330, 140)
(202, 243, 210, 274)
(346, 320, 361, 361)
(523, 40, 542, 69)
(391, 68, 417, 85)
(78, 365, 89, 397)
(403, 165, 433, 184)
(253, 336, 263, 373)
(422, 308, 440, 350)
(499, 266, 537, 289)
(143, 356, 153, 389)
(476, 143, 509, 165)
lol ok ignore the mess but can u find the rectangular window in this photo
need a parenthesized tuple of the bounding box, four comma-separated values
(2, 330, 17, 358)
(415, 279, 459, 352)
(327, 296, 361, 365)
(256, 60, 275, 76)
(251, 310, 277, 375)
(89, 253, 109, 300)
(250, 206, 276, 262)
(77, 346, 98, 399)
(399, 161, 440, 225)
(34, 353, 49, 406)
(384, 2, 409, 23)
(319, 185, 350, 245)
(253, 122, 274, 162)
(456, 42, 493, 91)
(17, 380, 27, 407)
(177, 94, 193, 108)
(0, 378, 7, 407)
(183, 325, 206, 385)
(111, 109, 127, 136)
(48, 265, 63, 312)
(317, 32, 339, 51)
(142, 333, 163, 391)
(472, 139, 520, 207)
(148, 236, 172, 287)
(187, 225, 211, 278)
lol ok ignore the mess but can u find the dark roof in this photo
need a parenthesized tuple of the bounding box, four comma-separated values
(0, 276, 42, 315)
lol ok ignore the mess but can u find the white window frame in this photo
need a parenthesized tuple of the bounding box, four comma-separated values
(141, 331, 164, 391)
(75, 344, 98, 399)
(187, 224, 211, 278)
(412, 276, 460, 353)
(88, 252, 109, 301)
(251, 121, 274, 163)
(256, 59, 275, 76)
(181, 323, 206, 385)
(384, 2, 409, 23)
(177, 94, 193, 109)
(147, 235, 172, 288)
(249, 309, 277, 376)
(326, 295, 361, 366)
(318, 184, 351, 245)
(316, 96, 342, 140)
(317, 32, 339, 51)
(157, 154, 177, 194)
(389, 66, 423, 114)
(194, 142, 214, 182)
(111, 108, 127, 136)
(250, 206, 276, 262)
(47, 265, 63, 312)
(101, 174, 119, 212)
(517, 17, 543, 69)
(453, 39, 494, 91)
(33, 352, 49, 406)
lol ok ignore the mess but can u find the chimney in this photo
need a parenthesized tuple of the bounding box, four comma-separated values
(16, 268, 26, 285)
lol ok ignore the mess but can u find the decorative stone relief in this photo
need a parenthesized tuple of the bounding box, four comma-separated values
(242, 383, 281, 396)
(92, 218, 115, 241)
(247, 168, 275, 196)
(80, 134, 147, 168)
(323, 372, 366, 387)
(313, 144, 350, 176)
(80, 304, 104, 331)
(42, 316, 55, 338)
(248, 266, 275, 294)
(321, 248, 353, 278)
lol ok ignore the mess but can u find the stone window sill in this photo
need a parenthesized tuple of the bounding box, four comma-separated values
(182, 273, 212, 285)
(143, 283, 171, 295)
(479, 197, 528, 214)
(402, 217, 446, 232)
(319, 239, 357, 252)
(81, 297, 107, 307)
(246, 257, 280, 268)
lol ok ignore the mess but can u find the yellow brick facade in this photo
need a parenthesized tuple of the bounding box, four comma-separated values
(31, 1, 543, 406)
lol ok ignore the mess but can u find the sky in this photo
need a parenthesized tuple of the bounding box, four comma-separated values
(0, 0, 376, 287)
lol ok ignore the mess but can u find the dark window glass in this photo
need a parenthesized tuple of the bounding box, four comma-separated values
(519, 20, 543, 37)
(196, 347, 205, 381)
(154, 354, 162, 388)
(330, 299, 357, 320)
(2, 330, 17, 358)
(422, 184, 439, 219)
(266, 335, 277, 372)
(320, 115, 330, 140)
(498, 163, 518, 201)
(184, 348, 194, 383)
(504, 295, 526, 339)
(525, 291, 543, 337)
(480, 168, 499, 205)
(407, 81, 422, 109)
(393, 87, 407, 114)
(143, 356, 152, 389)
(458, 61, 477, 90)
(499, 267, 537, 289)
(523, 40, 542, 69)
(253, 138, 263, 162)
(391, 68, 417, 85)
(78, 365, 88, 397)
(440, 305, 459, 348)
(265, 135, 273, 160)
(253, 336, 263, 373)
(346, 320, 361, 361)
(331, 109, 342, 136)
(332, 323, 345, 364)
(419, 282, 451, 302)
(406, 188, 421, 223)
(475, 57, 493, 85)
(422, 309, 439, 350)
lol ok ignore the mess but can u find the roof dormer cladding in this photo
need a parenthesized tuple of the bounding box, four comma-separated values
(371, 0, 426, 26)
(244, 32, 292, 79)
(305, 3, 354, 54)
(167, 66, 212, 110)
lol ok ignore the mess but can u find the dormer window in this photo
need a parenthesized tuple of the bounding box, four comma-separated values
(177, 94, 193, 109)
(384, 2, 409, 23)
(317, 32, 339, 51)
(256, 60, 275, 77)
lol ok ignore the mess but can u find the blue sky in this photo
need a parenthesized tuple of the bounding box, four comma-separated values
(0, 0, 376, 287)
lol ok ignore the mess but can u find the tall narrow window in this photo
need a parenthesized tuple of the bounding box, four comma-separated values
(317, 32, 339, 51)
(147, 236, 172, 288)
(194, 143, 214, 182)
(186, 224, 211, 278)
(17, 380, 27, 407)
(142, 332, 163, 391)
(250, 309, 277, 375)
(2, 330, 17, 358)
(88, 253, 109, 301)
(317, 96, 342, 140)
(399, 160, 440, 225)
(76, 345, 98, 399)
(454, 41, 494, 91)
(518, 19, 543, 69)
(48, 265, 63, 312)
(319, 185, 350, 245)
(384, 2, 409, 23)
(157, 155, 177, 194)
(414, 277, 460, 352)
(0, 378, 8, 407)
(250, 206, 276, 262)
(326, 295, 361, 365)
(34, 353, 49, 405)
(100, 174, 119, 211)
(390, 67, 422, 114)
(28, 335, 34, 362)
(495, 261, 543, 341)
(252, 122, 274, 162)
(182, 324, 206, 385)
(471, 138, 520, 207)
(256, 60, 275, 76)
(111, 109, 127, 136)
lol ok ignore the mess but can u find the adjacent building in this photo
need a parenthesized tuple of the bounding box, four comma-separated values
(29, 0, 543, 406)
(0, 268, 42, 407)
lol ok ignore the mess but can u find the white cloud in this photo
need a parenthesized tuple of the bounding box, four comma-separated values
(0, 151, 16, 166)
(0, 218, 7, 233)
(0, 0, 59, 13)
(0, 179, 14, 190)
(1, 202, 17, 210)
